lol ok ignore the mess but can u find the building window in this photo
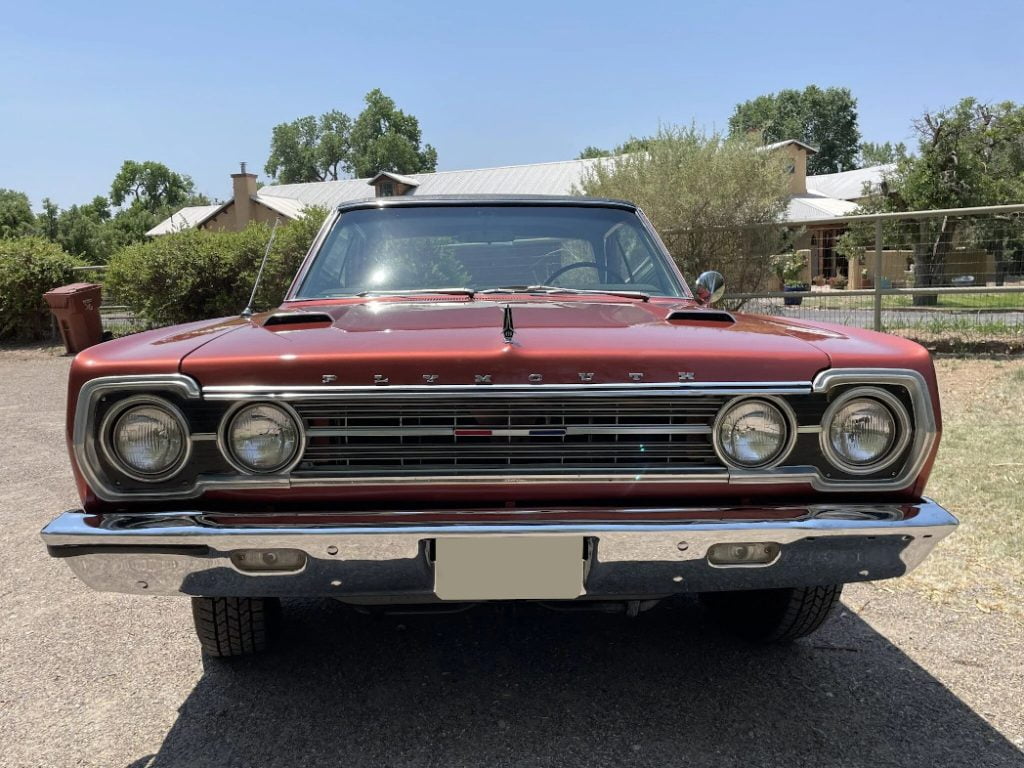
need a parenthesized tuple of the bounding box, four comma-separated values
(378, 182, 395, 197)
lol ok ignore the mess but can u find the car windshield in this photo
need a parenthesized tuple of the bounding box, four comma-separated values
(292, 205, 687, 299)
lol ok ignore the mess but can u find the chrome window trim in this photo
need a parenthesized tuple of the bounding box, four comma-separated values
(711, 395, 798, 471)
(97, 395, 192, 483)
(74, 368, 937, 501)
(217, 400, 307, 476)
(819, 387, 913, 476)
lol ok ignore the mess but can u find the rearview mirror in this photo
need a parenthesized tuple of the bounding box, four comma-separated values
(694, 271, 725, 305)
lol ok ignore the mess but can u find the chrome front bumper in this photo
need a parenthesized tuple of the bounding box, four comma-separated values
(41, 500, 957, 599)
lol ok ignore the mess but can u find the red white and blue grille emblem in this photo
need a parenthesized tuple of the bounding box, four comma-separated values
(453, 428, 567, 437)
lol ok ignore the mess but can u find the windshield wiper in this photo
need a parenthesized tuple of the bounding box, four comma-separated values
(353, 288, 476, 298)
(478, 285, 650, 302)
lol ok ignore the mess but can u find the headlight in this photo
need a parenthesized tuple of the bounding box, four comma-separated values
(104, 399, 189, 481)
(713, 398, 793, 469)
(223, 403, 301, 474)
(822, 389, 911, 474)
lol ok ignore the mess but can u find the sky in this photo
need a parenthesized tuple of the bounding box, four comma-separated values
(2, 0, 1023, 209)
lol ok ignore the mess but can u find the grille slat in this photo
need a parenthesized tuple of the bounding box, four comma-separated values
(291, 393, 726, 477)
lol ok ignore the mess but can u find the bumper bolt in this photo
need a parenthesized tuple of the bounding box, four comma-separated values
(327, 545, 338, 556)
(676, 541, 688, 552)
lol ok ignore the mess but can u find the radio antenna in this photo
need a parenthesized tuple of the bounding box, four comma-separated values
(241, 216, 281, 318)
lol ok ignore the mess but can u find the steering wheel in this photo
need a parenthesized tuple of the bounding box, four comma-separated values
(545, 261, 625, 285)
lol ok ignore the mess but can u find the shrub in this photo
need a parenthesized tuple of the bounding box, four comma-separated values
(0, 237, 82, 341)
(770, 251, 808, 286)
(106, 208, 328, 326)
(827, 275, 849, 290)
(576, 125, 792, 298)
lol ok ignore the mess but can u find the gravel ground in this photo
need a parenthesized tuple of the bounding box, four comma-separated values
(1, 348, 1022, 768)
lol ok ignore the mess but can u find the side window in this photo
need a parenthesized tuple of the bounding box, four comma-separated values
(303, 227, 356, 296)
(610, 225, 657, 285)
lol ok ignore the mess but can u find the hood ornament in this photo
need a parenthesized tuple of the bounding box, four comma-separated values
(502, 304, 515, 344)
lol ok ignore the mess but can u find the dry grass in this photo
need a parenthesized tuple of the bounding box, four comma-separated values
(899, 357, 1024, 620)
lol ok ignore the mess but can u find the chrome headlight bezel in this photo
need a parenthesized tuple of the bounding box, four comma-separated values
(712, 396, 797, 470)
(218, 401, 304, 475)
(820, 387, 912, 475)
(98, 395, 191, 483)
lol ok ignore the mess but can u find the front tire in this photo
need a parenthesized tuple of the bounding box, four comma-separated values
(701, 585, 843, 643)
(191, 596, 280, 657)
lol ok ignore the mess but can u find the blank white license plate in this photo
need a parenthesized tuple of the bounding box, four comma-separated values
(434, 536, 585, 600)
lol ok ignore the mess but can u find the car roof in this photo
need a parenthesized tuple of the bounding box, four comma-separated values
(335, 194, 638, 213)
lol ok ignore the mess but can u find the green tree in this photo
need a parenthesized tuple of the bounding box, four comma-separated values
(576, 136, 652, 160)
(0, 237, 82, 340)
(0, 189, 36, 239)
(350, 89, 437, 178)
(857, 141, 908, 168)
(729, 85, 861, 174)
(576, 125, 791, 297)
(110, 161, 197, 212)
(37, 198, 59, 240)
(890, 98, 1024, 301)
(265, 110, 353, 183)
(54, 196, 119, 263)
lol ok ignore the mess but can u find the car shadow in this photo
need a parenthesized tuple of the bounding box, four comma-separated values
(132, 597, 1021, 768)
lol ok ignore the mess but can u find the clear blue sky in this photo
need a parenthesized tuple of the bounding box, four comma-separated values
(3, 0, 1023, 209)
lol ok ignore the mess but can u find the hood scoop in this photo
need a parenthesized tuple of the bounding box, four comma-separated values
(665, 308, 735, 324)
(263, 311, 334, 329)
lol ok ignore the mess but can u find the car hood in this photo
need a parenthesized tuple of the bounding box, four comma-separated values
(179, 298, 834, 387)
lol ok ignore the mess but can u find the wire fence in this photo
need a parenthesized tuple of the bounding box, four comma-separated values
(69, 265, 148, 336)
(675, 203, 1024, 338)
(72, 203, 1024, 342)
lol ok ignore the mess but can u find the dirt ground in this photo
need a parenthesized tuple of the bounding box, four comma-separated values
(1, 347, 1021, 768)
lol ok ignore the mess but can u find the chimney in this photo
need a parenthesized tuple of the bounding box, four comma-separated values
(231, 161, 258, 230)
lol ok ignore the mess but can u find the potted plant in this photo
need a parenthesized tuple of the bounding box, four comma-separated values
(773, 252, 809, 306)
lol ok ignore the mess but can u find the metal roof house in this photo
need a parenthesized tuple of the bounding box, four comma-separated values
(149, 142, 888, 237)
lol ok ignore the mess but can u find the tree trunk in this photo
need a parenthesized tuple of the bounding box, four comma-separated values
(913, 217, 956, 307)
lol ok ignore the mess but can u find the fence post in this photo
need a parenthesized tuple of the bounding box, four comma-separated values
(873, 217, 883, 332)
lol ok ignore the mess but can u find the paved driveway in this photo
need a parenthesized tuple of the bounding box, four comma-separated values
(1, 349, 1021, 768)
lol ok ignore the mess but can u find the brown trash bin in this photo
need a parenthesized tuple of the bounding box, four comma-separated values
(43, 283, 104, 354)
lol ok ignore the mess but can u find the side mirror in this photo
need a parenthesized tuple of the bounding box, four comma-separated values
(694, 271, 725, 305)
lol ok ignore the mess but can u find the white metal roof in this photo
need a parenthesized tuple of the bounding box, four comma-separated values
(256, 195, 306, 220)
(760, 139, 818, 154)
(145, 203, 226, 236)
(369, 171, 420, 187)
(150, 151, 868, 235)
(259, 157, 606, 210)
(785, 194, 860, 223)
(806, 163, 895, 201)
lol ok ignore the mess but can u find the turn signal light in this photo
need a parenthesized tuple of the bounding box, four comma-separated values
(707, 542, 780, 567)
(230, 548, 307, 573)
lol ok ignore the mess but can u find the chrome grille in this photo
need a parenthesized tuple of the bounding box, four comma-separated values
(291, 394, 726, 477)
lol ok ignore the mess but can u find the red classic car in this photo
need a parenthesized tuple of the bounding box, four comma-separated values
(42, 196, 957, 656)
